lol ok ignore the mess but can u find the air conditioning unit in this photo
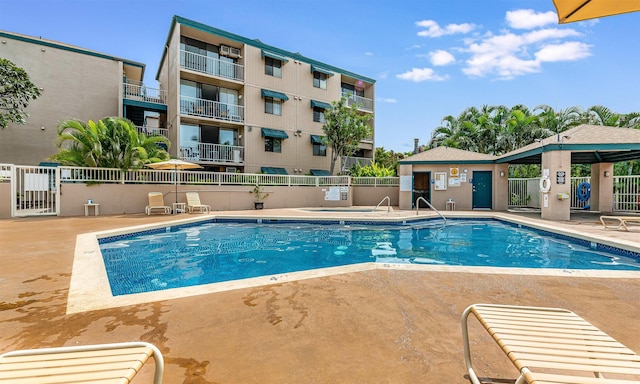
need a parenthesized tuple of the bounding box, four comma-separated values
(220, 45, 241, 58)
(226, 167, 237, 173)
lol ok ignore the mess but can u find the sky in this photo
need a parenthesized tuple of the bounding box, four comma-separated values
(1, 0, 639, 153)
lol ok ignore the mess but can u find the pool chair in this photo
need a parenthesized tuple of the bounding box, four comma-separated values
(462, 304, 640, 384)
(0, 341, 164, 383)
(146, 192, 171, 215)
(186, 192, 211, 213)
(600, 215, 640, 231)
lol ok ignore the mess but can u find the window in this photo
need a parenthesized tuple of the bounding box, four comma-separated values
(265, 57, 282, 78)
(265, 137, 282, 153)
(313, 142, 327, 156)
(313, 107, 326, 123)
(265, 97, 282, 115)
(313, 72, 327, 89)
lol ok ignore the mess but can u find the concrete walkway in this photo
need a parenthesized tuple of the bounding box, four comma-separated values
(1, 210, 639, 383)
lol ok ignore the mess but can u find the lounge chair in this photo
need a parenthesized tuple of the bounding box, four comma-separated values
(0, 341, 164, 384)
(600, 215, 640, 231)
(146, 192, 171, 215)
(186, 192, 211, 213)
(462, 304, 640, 384)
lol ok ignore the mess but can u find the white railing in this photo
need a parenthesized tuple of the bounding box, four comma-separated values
(614, 175, 640, 212)
(180, 96, 244, 123)
(341, 91, 373, 112)
(180, 50, 244, 82)
(136, 126, 168, 138)
(180, 143, 244, 163)
(123, 82, 166, 104)
(508, 178, 535, 207)
(351, 177, 399, 187)
(341, 156, 373, 172)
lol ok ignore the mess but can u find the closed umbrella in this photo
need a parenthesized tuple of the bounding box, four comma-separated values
(552, 0, 640, 23)
(147, 159, 202, 204)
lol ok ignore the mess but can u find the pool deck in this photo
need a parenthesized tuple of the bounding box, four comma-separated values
(1, 209, 640, 383)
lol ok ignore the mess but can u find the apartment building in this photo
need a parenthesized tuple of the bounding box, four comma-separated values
(0, 16, 375, 174)
(157, 16, 376, 175)
(0, 31, 157, 165)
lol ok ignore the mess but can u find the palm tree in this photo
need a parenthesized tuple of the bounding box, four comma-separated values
(51, 117, 170, 170)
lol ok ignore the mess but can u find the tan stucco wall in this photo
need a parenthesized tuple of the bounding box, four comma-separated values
(590, 162, 614, 213)
(0, 183, 10, 218)
(351, 187, 399, 207)
(398, 163, 508, 211)
(0, 36, 124, 165)
(540, 150, 572, 221)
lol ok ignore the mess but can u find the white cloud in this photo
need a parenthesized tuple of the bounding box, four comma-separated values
(523, 28, 580, 44)
(429, 50, 455, 66)
(378, 97, 397, 103)
(506, 9, 557, 29)
(535, 41, 591, 62)
(365, 51, 373, 56)
(396, 68, 448, 82)
(416, 20, 476, 38)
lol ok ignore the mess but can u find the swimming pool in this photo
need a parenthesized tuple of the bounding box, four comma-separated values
(99, 219, 640, 296)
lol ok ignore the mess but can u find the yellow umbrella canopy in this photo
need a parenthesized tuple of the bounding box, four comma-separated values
(552, 0, 640, 23)
(147, 159, 202, 204)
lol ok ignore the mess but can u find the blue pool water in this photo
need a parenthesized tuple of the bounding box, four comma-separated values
(99, 219, 640, 296)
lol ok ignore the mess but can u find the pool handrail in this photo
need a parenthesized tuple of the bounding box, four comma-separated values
(416, 197, 447, 225)
(374, 196, 391, 213)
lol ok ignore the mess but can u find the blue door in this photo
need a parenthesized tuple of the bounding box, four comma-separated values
(472, 171, 492, 209)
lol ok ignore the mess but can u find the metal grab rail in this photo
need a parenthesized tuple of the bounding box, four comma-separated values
(416, 197, 447, 225)
(374, 196, 391, 213)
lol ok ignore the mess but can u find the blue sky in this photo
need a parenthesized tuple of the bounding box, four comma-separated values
(2, 0, 639, 152)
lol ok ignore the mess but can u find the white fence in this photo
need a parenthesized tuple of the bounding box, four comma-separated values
(508, 175, 640, 212)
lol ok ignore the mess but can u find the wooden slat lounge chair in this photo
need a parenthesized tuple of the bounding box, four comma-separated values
(0, 341, 164, 384)
(186, 192, 211, 213)
(462, 304, 640, 384)
(145, 192, 171, 215)
(600, 215, 640, 231)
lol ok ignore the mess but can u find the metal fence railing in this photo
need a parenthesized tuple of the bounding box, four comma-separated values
(614, 175, 640, 212)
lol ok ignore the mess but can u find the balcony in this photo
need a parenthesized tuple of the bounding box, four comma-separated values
(180, 50, 244, 82)
(341, 91, 373, 113)
(180, 96, 244, 123)
(180, 143, 244, 163)
(341, 156, 373, 172)
(124, 81, 166, 104)
(135, 126, 168, 138)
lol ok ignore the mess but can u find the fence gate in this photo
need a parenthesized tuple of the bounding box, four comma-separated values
(11, 165, 60, 217)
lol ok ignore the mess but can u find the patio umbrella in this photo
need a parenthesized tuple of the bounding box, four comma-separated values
(552, 0, 640, 23)
(146, 159, 202, 204)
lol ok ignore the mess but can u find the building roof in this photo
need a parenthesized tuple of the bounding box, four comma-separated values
(498, 124, 640, 164)
(0, 30, 146, 82)
(400, 146, 497, 164)
(156, 15, 376, 84)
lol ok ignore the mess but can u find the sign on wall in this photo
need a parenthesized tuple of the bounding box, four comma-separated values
(434, 172, 447, 190)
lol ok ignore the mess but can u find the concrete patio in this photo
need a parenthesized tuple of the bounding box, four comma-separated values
(1, 210, 639, 383)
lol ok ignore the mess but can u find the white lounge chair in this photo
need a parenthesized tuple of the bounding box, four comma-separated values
(145, 192, 171, 215)
(0, 341, 164, 384)
(600, 215, 640, 231)
(462, 304, 640, 384)
(186, 192, 210, 213)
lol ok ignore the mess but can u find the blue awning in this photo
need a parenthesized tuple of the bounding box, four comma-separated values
(310, 169, 331, 176)
(261, 128, 289, 139)
(310, 100, 332, 110)
(261, 89, 289, 101)
(310, 65, 334, 77)
(261, 167, 288, 175)
(261, 49, 289, 63)
(310, 135, 324, 144)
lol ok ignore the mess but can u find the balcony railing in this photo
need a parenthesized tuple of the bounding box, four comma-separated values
(180, 50, 244, 82)
(180, 143, 244, 163)
(341, 91, 373, 112)
(180, 96, 244, 123)
(135, 126, 168, 138)
(341, 156, 373, 172)
(123, 82, 166, 104)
